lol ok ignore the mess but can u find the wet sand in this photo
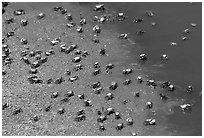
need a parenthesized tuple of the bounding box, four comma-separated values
(2, 2, 200, 136)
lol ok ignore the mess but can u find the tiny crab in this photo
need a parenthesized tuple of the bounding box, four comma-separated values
(161, 54, 168, 60)
(37, 13, 45, 19)
(122, 68, 133, 75)
(168, 84, 175, 91)
(116, 123, 124, 130)
(65, 91, 74, 97)
(145, 10, 154, 17)
(115, 112, 121, 120)
(105, 93, 114, 101)
(144, 119, 156, 125)
(91, 81, 101, 89)
(69, 76, 79, 82)
(119, 33, 128, 39)
(105, 63, 114, 70)
(76, 26, 83, 33)
(126, 117, 134, 126)
(97, 115, 107, 122)
(180, 104, 192, 111)
(66, 22, 76, 28)
(104, 107, 115, 116)
(137, 76, 143, 83)
(21, 19, 28, 26)
(13, 9, 25, 16)
(84, 99, 92, 107)
(186, 85, 193, 93)
(93, 25, 101, 33)
(109, 82, 118, 90)
(139, 53, 147, 60)
(123, 79, 132, 85)
(72, 57, 82, 63)
(170, 42, 177, 46)
(51, 92, 59, 98)
(80, 18, 86, 25)
(146, 101, 153, 109)
(92, 69, 101, 76)
(94, 4, 105, 11)
(94, 87, 104, 94)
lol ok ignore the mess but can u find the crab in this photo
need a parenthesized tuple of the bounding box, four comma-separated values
(99, 48, 106, 55)
(126, 117, 134, 126)
(80, 18, 86, 25)
(13, 9, 25, 16)
(115, 112, 121, 120)
(93, 25, 101, 33)
(92, 69, 101, 76)
(119, 33, 128, 39)
(21, 19, 28, 26)
(94, 87, 104, 94)
(51, 38, 61, 46)
(99, 123, 105, 131)
(180, 104, 192, 111)
(84, 99, 92, 107)
(170, 42, 177, 46)
(76, 26, 83, 33)
(57, 108, 65, 115)
(186, 85, 193, 93)
(78, 94, 85, 99)
(91, 81, 101, 89)
(66, 13, 73, 21)
(134, 92, 140, 98)
(168, 84, 175, 91)
(122, 68, 133, 75)
(145, 10, 154, 17)
(146, 102, 153, 109)
(65, 91, 74, 97)
(69, 76, 79, 82)
(72, 56, 82, 63)
(74, 115, 86, 122)
(137, 76, 143, 83)
(144, 119, 156, 125)
(94, 4, 105, 11)
(116, 123, 124, 130)
(37, 13, 45, 19)
(60, 8, 67, 14)
(104, 107, 115, 116)
(123, 79, 132, 85)
(6, 32, 15, 38)
(105, 63, 114, 70)
(5, 18, 14, 24)
(28, 68, 38, 74)
(183, 28, 190, 34)
(97, 115, 107, 123)
(109, 82, 118, 90)
(93, 62, 100, 68)
(66, 22, 76, 28)
(51, 92, 59, 98)
(161, 54, 168, 60)
(105, 93, 114, 101)
(76, 109, 85, 116)
(146, 79, 156, 87)
(139, 53, 147, 60)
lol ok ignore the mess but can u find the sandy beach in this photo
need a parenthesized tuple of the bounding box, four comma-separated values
(2, 2, 201, 136)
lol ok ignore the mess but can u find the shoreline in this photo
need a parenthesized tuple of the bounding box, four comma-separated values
(2, 2, 195, 136)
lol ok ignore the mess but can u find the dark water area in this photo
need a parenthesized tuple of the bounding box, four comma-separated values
(103, 2, 202, 136)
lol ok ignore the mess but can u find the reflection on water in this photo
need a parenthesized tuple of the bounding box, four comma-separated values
(104, 2, 202, 136)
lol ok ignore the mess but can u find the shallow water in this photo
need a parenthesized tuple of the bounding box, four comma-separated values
(103, 2, 202, 136)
